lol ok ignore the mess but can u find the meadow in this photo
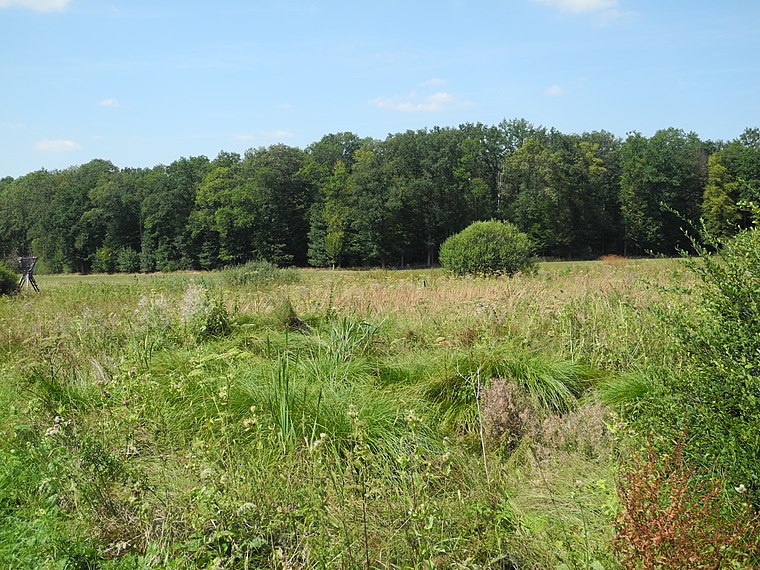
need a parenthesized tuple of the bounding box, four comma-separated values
(0, 257, 756, 569)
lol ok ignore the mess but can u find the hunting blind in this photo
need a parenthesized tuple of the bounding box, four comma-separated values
(18, 256, 39, 293)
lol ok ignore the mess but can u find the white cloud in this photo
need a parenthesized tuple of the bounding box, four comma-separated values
(371, 91, 468, 113)
(545, 85, 565, 96)
(533, 0, 617, 13)
(419, 78, 447, 88)
(0, 0, 71, 12)
(97, 98, 119, 108)
(34, 139, 81, 152)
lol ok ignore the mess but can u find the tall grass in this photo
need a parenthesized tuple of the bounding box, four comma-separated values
(0, 259, 706, 568)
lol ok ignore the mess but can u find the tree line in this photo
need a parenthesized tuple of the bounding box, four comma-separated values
(1, 119, 758, 273)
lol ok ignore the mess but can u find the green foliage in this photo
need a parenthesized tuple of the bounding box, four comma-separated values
(181, 284, 233, 340)
(2, 248, 745, 568)
(702, 152, 741, 238)
(92, 245, 117, 273)
(619, 129, 708, 254)
(668, 220, 760, 492)
(439, 220, 536, 277)
(307, 160, 351, 268)
(0, 261, 18, 295)
(221, 259, 300, 287)
(611, 217, 760, 497)
(115, 247, 140, 273)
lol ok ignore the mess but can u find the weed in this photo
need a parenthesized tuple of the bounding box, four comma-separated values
(181, 284, 233, 340)
(481, 378, 538, 452)
(614, 436, 759, 569)
(272, 295, 307, 331)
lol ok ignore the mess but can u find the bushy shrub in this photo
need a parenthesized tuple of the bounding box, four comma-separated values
(222, 260, 300, 287)
(667, 220, 759, 493)
(611, 215, 760, 501)
(439, 220, 536, 277)
(116, 247, 141, 273)
(92, 246, 117, 273)
(0, 261, 19, 295)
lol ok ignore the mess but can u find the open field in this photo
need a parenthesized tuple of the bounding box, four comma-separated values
(0, 259, 755, 569)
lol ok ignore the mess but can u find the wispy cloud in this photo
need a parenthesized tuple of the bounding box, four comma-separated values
(261, 130, 294, 140)
(533, 0, 632, 26)
(545, 85, 566, 96)
(98, 98, 120, 108)
(419, 78, 447, 88)
(371, 91, 469, 113)
(0, 0, 71, 12)
(533, 0, 617, 13)
(34, 139, 80, 152)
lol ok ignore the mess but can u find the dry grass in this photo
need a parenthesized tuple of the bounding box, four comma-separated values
(599, 254, 628, 265)
(257, 259, 686, 370)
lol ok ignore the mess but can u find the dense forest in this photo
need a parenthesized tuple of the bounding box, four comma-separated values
(1, 119, 759, 273)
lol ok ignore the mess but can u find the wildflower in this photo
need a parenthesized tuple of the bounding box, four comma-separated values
(735, 483, 747, 494)
(405, 408, 421, 426)
(312, 432, 327, 449)
(45, 424, 61, 437)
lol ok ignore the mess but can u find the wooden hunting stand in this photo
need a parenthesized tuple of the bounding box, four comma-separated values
(18, 256, 39, 293)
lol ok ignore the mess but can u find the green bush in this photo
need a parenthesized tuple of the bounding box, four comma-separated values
(439, 220, 536, 277)
(613, 216, 760, 499)
(115, 247, 141, 273)
(670, 221, 760, 493)
(91, 246, 116, 273)
(0, 262, 18, 296)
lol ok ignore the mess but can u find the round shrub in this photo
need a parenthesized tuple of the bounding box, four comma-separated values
(439, 220, 536, 277)
(0, 261, 19, 296)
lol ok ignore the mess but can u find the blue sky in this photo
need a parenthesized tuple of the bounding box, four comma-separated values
(1, 0, 759, 178)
